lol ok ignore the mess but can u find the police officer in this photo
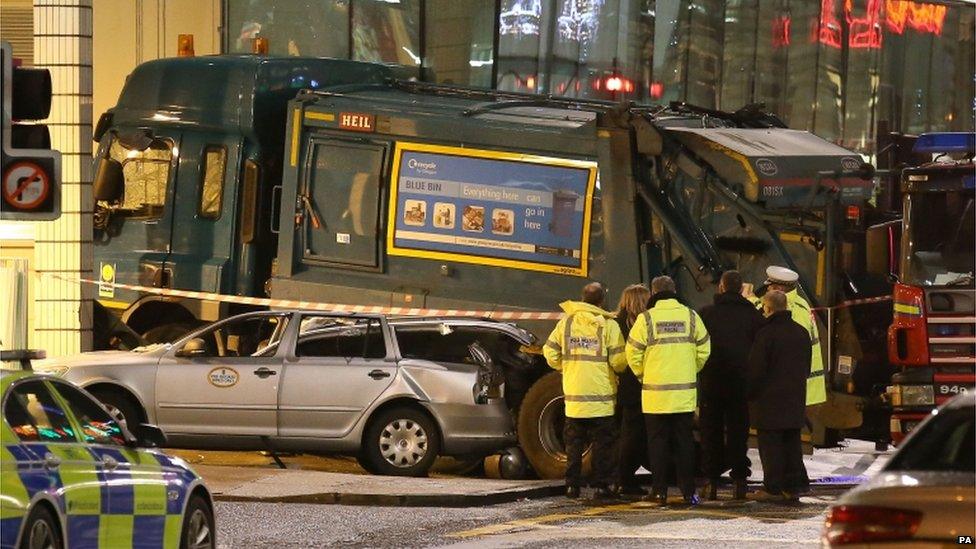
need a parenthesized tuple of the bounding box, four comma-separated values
(751, 266, 825, 491)
(626, 276, 710, 505)
(750, 266, 826, 406)
(544, 282, 628, 499)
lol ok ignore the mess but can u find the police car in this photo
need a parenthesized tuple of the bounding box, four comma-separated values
(1, 351, 214, 549)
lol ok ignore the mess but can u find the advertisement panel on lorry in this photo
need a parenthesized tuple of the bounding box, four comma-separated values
(387, 142, 598, 276)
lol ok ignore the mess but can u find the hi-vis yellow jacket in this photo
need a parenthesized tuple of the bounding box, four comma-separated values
(626, 298, 710, 414)
(543, 301, 628, 418)
(750, 289, 826, 405)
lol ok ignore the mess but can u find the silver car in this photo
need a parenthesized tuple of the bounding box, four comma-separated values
(822, 392, 975, 547)
(39, 311, 523, 476)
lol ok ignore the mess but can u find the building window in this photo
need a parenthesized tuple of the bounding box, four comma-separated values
(227, 0, 349, 57)
(352, 0, 421, 69)
(424, 0, 495, 87)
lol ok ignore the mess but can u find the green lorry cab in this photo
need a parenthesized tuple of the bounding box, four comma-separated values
(93, 54, 899, 477)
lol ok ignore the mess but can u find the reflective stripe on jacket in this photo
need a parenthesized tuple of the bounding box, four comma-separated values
(750, 290, 827, 405)
(626, 298, 710, 414)
(788, 290, 826, 405)
(543, 301, 628, 418)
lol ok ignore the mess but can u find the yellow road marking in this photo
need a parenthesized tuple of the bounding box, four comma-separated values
(449, 502, 821, 539)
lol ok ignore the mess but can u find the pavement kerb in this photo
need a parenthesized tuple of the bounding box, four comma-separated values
(211, 484, 565, 507)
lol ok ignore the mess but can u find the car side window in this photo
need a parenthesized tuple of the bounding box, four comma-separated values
(51, 382, 126, 446)
(178, 314, 289, 358)
(296, 317, 386, 359)
(394, 327, 498, 363)
(3, 380, 76, 443)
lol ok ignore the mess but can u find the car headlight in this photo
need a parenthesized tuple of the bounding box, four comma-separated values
(895, 385, 935, 406)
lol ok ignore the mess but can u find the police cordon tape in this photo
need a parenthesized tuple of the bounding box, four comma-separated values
(810, 294, 892, 311)
(43, 272, 893, 319)
(43, 272, 565, 320)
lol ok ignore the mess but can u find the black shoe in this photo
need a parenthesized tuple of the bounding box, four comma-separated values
(566, 485, 581, 499)
(642, 492, 668, 506)
(593, 486, 619, 500)
(733, 480, 748, 500)
(620, 485, 648, 496)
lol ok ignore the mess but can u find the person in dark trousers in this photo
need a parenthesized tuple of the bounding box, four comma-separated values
(543, 283, 628, 499)
(697, 270, 765, 500)
(614, 283, 652, 496)
(746, 290, 811, 502)
(627, 276, 710, 506)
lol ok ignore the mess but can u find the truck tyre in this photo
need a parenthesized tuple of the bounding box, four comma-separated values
(90, 388, 144, 432)
(179, 494, 215, 549)
(362, 407, 440, 477)
(142, 322, 198, 344)
(517, 371, 590, 480)
(18, 504, 62, 549)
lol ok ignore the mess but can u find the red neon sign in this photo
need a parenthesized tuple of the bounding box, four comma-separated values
(772, 15, 791, 48)
(818, 0, 947, 50)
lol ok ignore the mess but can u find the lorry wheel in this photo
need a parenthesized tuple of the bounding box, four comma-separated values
(142, 322, 197, 344)
(517, 371, 590, 479)
(362, 407, 440, 477)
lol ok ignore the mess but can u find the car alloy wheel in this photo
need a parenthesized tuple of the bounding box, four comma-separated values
(185, 508, 213, 549)
(379, 418, 428, 468)
(28, 519, 55, 549)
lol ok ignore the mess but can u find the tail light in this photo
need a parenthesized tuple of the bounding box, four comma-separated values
(888, 284, 929, 366)
(823, 505, 922, 545)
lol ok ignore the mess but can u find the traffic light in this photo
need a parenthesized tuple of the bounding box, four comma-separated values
(1, 41, 60, 220)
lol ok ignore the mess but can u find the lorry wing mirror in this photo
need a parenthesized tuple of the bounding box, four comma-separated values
(175, 338, 208, 357)
(93, 158, 124, 202)
(93, 111, 113, 143)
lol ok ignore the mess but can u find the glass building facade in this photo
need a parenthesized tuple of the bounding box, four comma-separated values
(226, 0, 975, 155)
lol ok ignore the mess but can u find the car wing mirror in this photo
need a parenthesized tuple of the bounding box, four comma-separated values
(93, 158, 124, 202)
(130, 423, 167, 448)
(175, 337, 208, 357)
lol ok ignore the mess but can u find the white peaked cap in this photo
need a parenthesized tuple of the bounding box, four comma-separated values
(765, 265, 799, 285)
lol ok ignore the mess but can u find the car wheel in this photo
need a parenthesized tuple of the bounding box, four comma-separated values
(90, 388, 143, 433)
(362, 407, 440, 477)
(18, 505, 62, 549)
(517, 371, 591, 479)
(179, 494, 214, 549)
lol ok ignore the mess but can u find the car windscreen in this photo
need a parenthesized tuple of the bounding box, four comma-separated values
(886, 406, 975, 472)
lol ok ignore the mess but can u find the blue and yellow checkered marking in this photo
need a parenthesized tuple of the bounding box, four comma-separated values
(2, 442, 199, 548)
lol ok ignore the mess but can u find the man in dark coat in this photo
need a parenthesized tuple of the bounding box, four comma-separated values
(746, 290, 811, 502)
(698, 270, 765, 500)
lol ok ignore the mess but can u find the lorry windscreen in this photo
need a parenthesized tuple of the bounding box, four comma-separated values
(99, 136, 174, 220)
(902, 189, 975, 287)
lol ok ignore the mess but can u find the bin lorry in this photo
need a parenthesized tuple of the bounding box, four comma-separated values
(91, 53, 897, 478)
(886, 132, 975, 444)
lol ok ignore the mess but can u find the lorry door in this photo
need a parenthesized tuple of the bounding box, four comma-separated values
(298, 138, 386, 270)
(278, 314, 395, 438)
(93, 131, 181, 305)
(164, 132, 240, 295)
(154, 313, 287, 437)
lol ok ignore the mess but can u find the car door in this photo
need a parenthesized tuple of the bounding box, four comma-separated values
(4, 379, 105, 548)
(278, 314, 396, 438)
(154, 312, 291, 437)
(50, 380, 173, 548)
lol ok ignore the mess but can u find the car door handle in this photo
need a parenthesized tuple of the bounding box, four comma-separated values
(43, 452, 61, 470)
(101, 455, 119, 471)
(368, 369, 391, 380)
(253, 367, 277, 379)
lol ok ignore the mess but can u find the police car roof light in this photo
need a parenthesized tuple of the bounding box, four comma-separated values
(912, 132, 976, 155)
